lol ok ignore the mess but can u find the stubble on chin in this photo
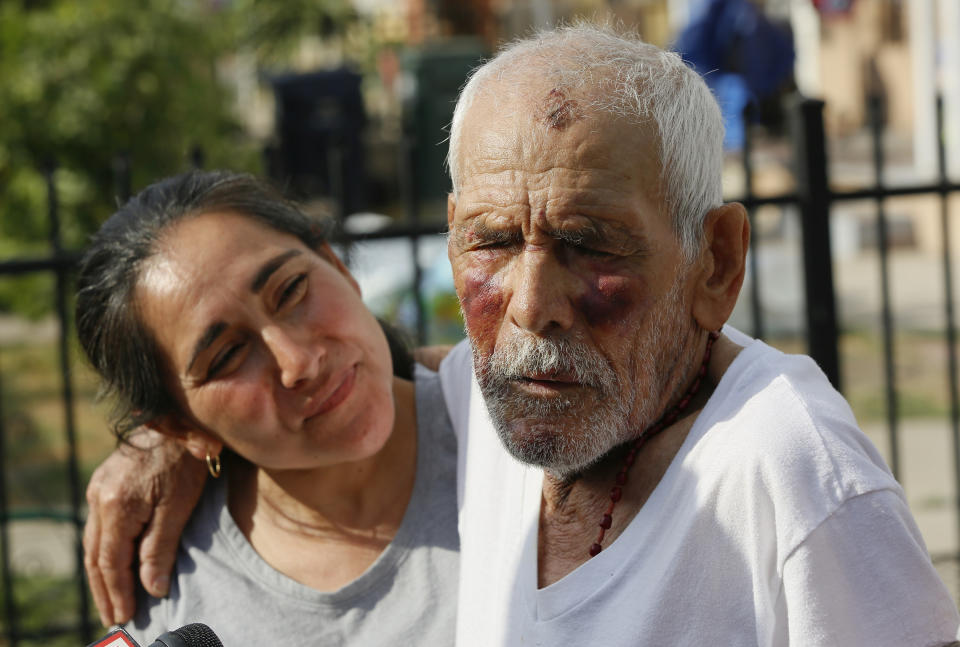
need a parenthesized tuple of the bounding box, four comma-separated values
(469, 331, 630, 477)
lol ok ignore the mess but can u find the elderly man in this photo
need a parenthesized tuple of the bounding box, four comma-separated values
(85, 24, 958, 645)
(437, 25, 958, 645)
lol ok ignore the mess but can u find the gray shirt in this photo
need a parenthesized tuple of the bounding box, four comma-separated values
(126, 365, 459, 646)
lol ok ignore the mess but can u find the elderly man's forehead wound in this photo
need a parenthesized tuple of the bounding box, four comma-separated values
(538, 88, 583, 130)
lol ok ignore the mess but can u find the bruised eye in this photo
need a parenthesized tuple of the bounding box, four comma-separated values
(277, 274, 307, 309)
(480, 240, 516, 250)
(474, 237, 523, 254)
(207, 342, 246, 380)
(571, 244, 616, 258)
(557, 234, 616, 259)
(474, 236, 510, 246)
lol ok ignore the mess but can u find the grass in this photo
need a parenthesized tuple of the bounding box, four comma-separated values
(0, 572, 105, 646)
(0, 336, 116, 507)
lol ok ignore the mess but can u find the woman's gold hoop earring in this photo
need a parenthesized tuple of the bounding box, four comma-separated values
(206, 453, 221, 479)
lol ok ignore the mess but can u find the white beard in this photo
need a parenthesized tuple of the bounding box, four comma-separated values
(469, 275, 699, 478)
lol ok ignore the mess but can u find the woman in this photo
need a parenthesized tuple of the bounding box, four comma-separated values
(76, 170, 458, 644)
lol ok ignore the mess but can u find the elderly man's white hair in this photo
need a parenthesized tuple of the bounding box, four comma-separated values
(447, 22, 725, 260)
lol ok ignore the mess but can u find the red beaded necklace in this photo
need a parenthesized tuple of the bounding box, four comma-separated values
(588, 330, 719, 557)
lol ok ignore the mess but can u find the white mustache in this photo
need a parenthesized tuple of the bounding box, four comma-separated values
(485, 335, 615, 392)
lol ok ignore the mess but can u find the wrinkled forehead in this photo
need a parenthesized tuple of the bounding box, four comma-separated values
(463, 70, 660, 155)
(455, 76, 666, 209)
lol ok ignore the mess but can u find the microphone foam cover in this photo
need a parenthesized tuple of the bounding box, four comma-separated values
(168, 623, 223, 647)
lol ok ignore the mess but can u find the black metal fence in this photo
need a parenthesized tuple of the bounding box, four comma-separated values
(741, 95, 960, 552)
(2, 93, 960, 643)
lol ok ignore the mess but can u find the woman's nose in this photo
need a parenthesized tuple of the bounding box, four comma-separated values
(262, 325, 322, 389)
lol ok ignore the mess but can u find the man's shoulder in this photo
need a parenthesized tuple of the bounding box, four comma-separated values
(712, 328, 858, 441)
(683, 335, 902, 559)
(699, 331, 897, 502)
(438, 339, 473, 437)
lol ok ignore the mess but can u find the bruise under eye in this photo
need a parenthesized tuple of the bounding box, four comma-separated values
(578, 275, 636, 329)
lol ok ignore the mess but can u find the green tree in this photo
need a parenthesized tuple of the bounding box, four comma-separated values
(0, 0, 260, 315)
(234, 0, 357, 60)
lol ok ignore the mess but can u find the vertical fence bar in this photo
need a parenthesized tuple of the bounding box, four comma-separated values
(112, 152, 132, 205)
(742, 104, 765, 340)
(44, 162, 93, 642)
(190, 146, 205, 170)
(791, 97, 841, 390)
(0, 362, 18, 644)
(409, 236, 426, 346)
(400, 137, 427, 345)
(328, 140, 353, 269)
(935, 95, 960, 584)
(867, 95, 901, 481)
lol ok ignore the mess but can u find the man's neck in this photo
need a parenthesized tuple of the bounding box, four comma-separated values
(536, 334, 743, 587)
(537, 396, 704, 587)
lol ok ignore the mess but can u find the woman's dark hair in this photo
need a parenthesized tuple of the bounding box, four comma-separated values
(76, 169, 411, 441)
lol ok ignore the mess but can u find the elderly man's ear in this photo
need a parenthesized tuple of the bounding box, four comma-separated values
(691, 203, 749, 332)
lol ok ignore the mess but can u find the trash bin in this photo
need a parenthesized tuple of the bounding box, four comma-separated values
(270, 67, 367, 214)
(402, 39, 486, 207)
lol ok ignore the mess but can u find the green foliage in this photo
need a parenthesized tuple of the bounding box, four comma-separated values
(235, 0, 358, 60)
(0, 251, 54, 321)
(0, 0, 379, 319)
(0, 0, 261, 314)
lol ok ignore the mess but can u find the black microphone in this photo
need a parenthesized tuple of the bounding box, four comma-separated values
(87, 623, 223, 647)
(149, 624, 223, 647)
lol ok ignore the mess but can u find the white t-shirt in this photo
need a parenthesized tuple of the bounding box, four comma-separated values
(439, 326, 960, 646)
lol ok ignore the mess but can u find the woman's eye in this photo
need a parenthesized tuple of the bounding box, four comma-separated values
(277, 274, 307, 309)
(207, 343, 245, 380)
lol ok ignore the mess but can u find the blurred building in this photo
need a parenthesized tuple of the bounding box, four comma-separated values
(216, 0, 960, 217)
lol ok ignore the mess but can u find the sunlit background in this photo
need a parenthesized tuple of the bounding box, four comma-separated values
(3, 0, 960, 643)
